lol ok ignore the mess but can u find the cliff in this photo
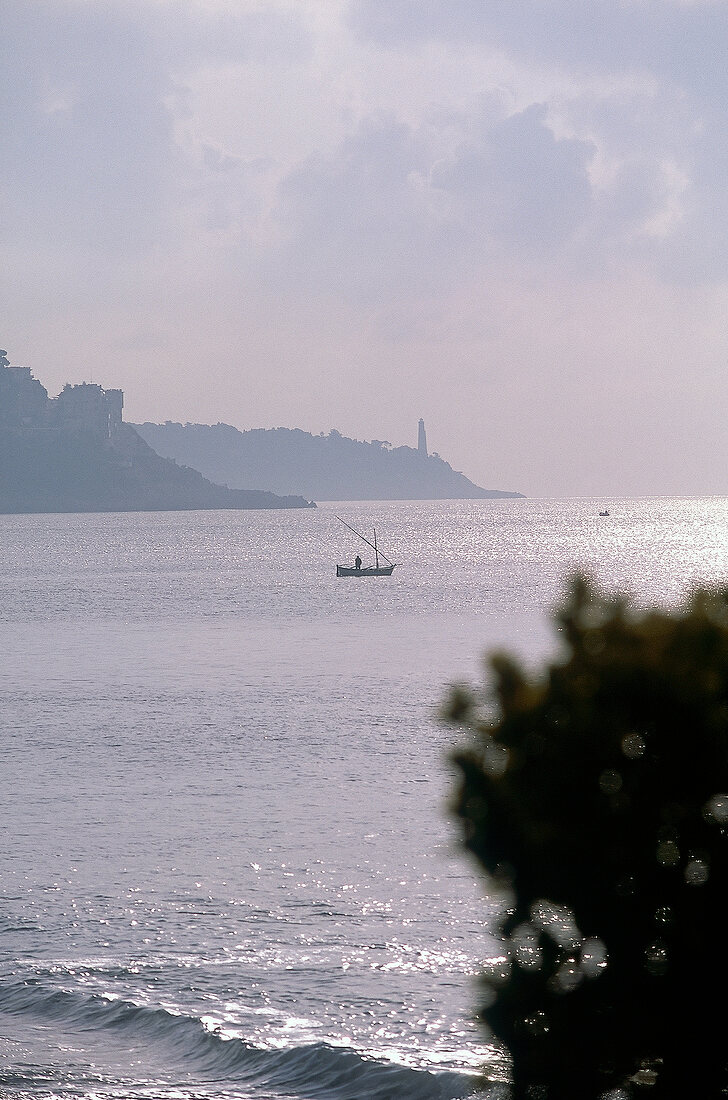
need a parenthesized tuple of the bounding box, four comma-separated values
(0, 423, 314, 513)
(0, 351, 313, 513)
(132, 422, 523, 501)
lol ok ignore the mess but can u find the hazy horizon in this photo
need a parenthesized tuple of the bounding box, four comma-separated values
(3, 0, 728, 498)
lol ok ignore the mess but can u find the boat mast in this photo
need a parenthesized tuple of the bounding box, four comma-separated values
(334, 516, 394, 567)
(373, 528, 379, 570)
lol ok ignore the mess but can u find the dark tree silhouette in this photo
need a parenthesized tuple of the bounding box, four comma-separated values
(447, 576, 728, 1099)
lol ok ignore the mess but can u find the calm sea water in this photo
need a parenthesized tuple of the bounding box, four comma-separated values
(2, 498, 728, 1100)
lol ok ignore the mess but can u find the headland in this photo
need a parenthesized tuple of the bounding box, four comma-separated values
(0, 350, 314, 514)
(133, 420, 524, 502)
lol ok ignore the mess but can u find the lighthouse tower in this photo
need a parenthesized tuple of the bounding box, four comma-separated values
(418, 418, 428, 457)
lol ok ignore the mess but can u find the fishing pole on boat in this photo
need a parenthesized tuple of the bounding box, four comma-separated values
(334, 515, 395, 566)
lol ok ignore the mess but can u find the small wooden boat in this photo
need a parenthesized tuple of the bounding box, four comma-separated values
(335, 516, 396, 577)
(336, 562, 395, 577)
(599, 509, 610, 516)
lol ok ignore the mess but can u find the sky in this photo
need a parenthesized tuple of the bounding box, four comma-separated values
(3, 0, 728, 497)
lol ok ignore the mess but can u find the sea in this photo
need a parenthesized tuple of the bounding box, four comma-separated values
(2, 497, 728, 1100)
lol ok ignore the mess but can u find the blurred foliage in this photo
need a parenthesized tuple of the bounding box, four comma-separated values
(446, 575, 728, 1099)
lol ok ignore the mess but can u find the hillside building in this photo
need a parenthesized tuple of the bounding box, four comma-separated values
(0, 350, 124, 438)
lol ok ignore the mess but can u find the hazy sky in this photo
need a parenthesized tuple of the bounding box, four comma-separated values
(3, 0, 728, 496)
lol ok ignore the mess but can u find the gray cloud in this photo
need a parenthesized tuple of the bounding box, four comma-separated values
(269, 114, 462, 300)
(431, 104, 595, 252)
(0, 2, 176, 253)
(348, 0, 728, 101)
(348, 0, 728, 281)
(3, 0, 723, 290)
(0, 0, 310, 257)
(266, 99, 667, 301)
(162, 3, 312, 69)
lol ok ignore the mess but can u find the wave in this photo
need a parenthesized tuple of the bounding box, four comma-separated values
(0, 914, 42, 935)
(0, 977, 488, 1099)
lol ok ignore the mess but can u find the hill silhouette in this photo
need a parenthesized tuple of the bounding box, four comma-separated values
(133, 422, 523, 501)
(0, 349, 313, 513)
(0, 423, 314, 513)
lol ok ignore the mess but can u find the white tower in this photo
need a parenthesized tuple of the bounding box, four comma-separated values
(418, 418, 427, 456)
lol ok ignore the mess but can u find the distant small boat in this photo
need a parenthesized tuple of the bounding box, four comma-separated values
(336, 562, 395, 577)
(335, 516, 396, 578)
(599, 509, 610, 516)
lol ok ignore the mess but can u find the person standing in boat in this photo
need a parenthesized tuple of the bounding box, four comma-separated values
(355, 554, 362, 571)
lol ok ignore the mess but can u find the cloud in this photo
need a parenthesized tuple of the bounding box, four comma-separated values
(0, 0, 310, 259)
(348, 0, 728, 100)
(0, 3, 172, 255)
(431, 104, 595, 252)
(3, 0, 723, 293)
(268, 114, 459, 300)
(266, 94, 701, 302)
(266, 100, 595, 296)
(347, 0, 728, 282)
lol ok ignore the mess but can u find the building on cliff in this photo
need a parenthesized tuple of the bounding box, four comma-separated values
(0, 351, 49, 428)
(0, 347, 315, 513)
(54, 382, 124, 438)
(0, 350, 123, 438)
